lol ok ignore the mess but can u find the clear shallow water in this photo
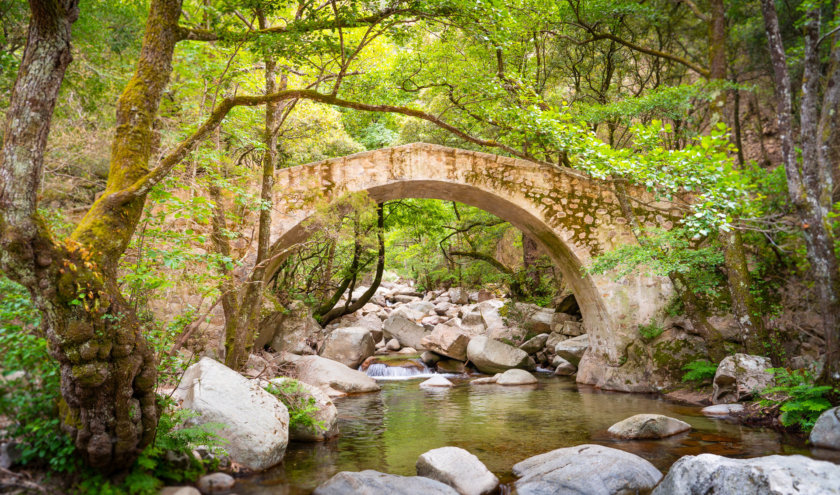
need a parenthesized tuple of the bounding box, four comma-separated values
(237, 374, 835, 494)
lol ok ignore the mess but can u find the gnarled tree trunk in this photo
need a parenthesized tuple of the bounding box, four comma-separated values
(2, 0, 186, 471)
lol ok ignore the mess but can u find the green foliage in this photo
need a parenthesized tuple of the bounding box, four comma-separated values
(588, 228, 725, 298)
(0, 276, 77, 473)
(680, 359, 718, 384)
(760, 368, 835, 433)
(638, 321, 665, 341)
(265, 380, 326, 434)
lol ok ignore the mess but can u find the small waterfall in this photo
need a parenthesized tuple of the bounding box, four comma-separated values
(364, 362, 439, 380)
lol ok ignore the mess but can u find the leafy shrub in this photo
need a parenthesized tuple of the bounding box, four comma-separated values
(680, 359, 718, 384)
(265, 379, 326, 433)
(0, 276, 77, 473)
(638, 322, 664, 341)
(760, 368, 835, 432)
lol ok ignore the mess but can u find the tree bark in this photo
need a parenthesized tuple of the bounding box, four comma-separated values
(224, 11, 279, 369)
(521, 233, 541, 296)
(0, 0, 159, 471)
(761, 2, 840, 384)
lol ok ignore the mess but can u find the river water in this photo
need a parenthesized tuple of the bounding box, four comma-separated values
(237, 373, 834, 494)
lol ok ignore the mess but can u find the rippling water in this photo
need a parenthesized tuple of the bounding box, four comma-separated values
(236, 374, 836, 494)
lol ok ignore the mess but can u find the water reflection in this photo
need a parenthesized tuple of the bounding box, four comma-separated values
(237, 375, 833, 494)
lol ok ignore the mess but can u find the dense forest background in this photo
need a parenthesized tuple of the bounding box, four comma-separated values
(1, 0, 839, 492)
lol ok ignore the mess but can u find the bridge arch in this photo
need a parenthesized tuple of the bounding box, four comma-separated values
(265, 143, 677, 391)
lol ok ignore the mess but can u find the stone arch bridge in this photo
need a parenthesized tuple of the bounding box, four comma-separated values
(264, 143, 680, 391)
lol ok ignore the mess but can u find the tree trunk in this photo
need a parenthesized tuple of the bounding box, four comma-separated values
(0, 0, 159, 471)
(761, 2, 840, 384)
(521, 233, 541, 296)
(224, 12, 279, 369)
(319, 204, 386, 325)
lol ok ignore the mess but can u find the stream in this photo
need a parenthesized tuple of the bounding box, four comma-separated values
(235, 372, 839, 494)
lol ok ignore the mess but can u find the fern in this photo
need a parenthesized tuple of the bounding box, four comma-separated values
(760, 368, 835, 432)
(638, 322, 664, 341)
(680, 359, 718, 384)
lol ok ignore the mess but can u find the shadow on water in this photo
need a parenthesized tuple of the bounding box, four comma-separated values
(236, 374, 837, 494)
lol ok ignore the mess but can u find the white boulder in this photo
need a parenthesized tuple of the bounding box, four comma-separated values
(607, 414, 691, 439)
(466, 336, 534, 374)
(416, 447, 499, 495)
(319, 327, 375, 369)
(173, 358, 289, 471)
(652, 454, 840, 494)
(712, 353, 774, 403)
(294, 355, 380, 397)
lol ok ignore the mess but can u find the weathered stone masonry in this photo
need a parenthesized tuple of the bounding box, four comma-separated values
(264, 143, 682, 391)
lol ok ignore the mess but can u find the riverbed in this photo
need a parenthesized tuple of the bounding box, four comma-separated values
(236, 374, 831, 494)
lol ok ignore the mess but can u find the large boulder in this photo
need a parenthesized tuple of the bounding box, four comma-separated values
(810, 407, 840, 451)
(294, 355, 380, 397)
(383, 312, 430, 350)
(320, 327, 375, 369)
(712, 353, 774, 404)
(313, 470, 458, 495)
(349, 313, 384, 342)
(256, 300, 321, 354)
(496, 369, 538, 386)
(553, 357, 576, 376)
(554, 334, 589, 367)
(407, 300, 436, 317)
(651, 454, 840, 495)
(513, 303, 554, 333)
(421, 324, 471, 361)
(268, 377, 339, 442)
(607, 414, 691, 439)
(173, 358, 289, 471)
(513, 444, 663, 495)
(519, 333, 549, 354)
(449, 287, 470, 305)
(558, 320, 585, 337)
(466, 336, 534, 374)
(416, 447, 499, 495)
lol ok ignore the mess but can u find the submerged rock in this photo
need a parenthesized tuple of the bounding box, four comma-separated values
(416, 447, 499, 495)
(701, 403, 745, 416)
(496, 368, 538, 386)
(420, 375, 454, 388)
(607, 414, 691, 439)
(196, 472, 235, 494)
(466, 336, 534, 374)
(513, 444, 662, 495)
(294, 355, 380, 397)
(652, 454, 840, 494)
(320, 327, 375, 369)
(712, 353, 773, 404)
(810, 407, 840, 451)
(173, 358, 289, 471)
(313, 470, 458, 495)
